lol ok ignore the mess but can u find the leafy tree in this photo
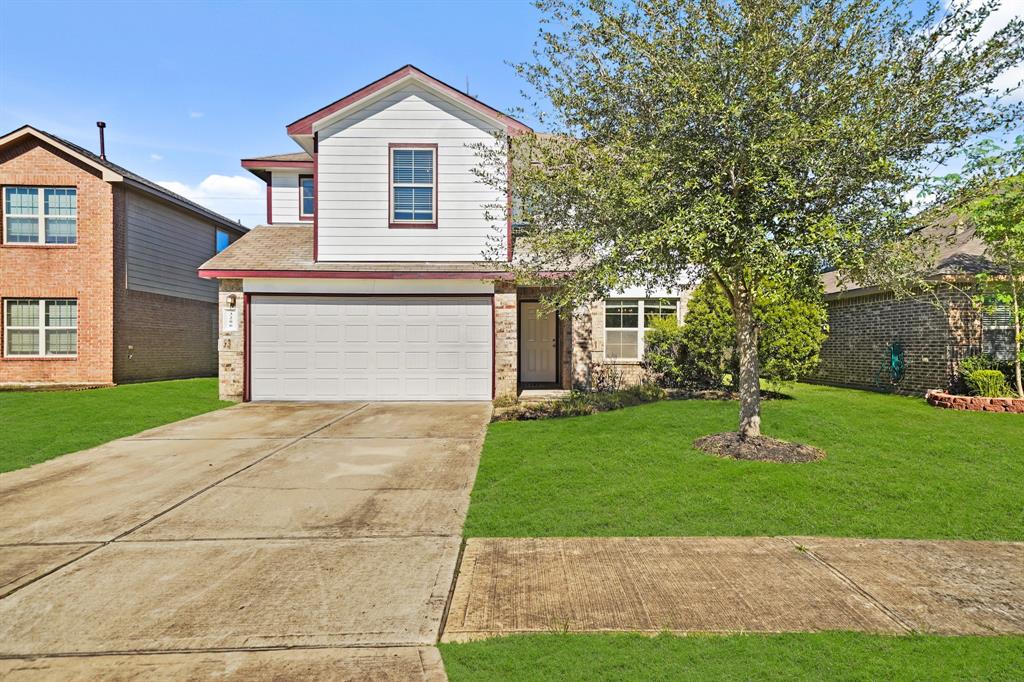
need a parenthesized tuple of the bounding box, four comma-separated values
(481, 0, 1023, 440)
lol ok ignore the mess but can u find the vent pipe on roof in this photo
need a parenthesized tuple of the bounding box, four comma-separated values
(96, 121, 107, 160)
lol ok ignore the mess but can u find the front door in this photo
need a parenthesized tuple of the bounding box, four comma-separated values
(520, 302, 557, 384)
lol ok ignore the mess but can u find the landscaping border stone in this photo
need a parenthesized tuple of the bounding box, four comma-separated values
(925, 389, 1024, 413)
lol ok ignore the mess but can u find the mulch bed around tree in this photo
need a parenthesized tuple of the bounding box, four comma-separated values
(694, 432, 825, 463)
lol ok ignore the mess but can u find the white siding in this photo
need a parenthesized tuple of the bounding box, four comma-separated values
(270, 171, 302, 224)
(124, 190, 219, 301)
(316, 83, 507, 262)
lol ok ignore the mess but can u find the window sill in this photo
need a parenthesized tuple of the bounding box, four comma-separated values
(604, 359, 643, 365)
(2, 355, 78, 361)
(298, 216, 313, 222)
(1, 244, 78, 249)
(389, 222, 438, 229)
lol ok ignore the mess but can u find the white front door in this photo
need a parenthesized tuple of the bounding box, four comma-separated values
(520, 302, 557, 383)
(249, 295, 492, 401)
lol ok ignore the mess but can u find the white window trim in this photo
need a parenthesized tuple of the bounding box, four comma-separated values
(4, 298, 78, 358)
(389, 146, 437, 226)
(2, 187, 78, 245)
(299, 175, 314, 219)
(604, 298, 679, 362)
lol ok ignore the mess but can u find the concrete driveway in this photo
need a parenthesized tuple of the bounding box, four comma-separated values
(0, 401, 491, 680)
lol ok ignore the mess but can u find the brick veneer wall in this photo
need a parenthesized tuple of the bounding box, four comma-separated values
(0, 139, 115, 386)
(494, 281, 518, 398)
(217, 279, 245, 401)
(807, 287, 982, 395)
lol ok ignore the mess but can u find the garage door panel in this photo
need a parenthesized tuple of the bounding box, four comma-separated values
(250, 296, 492, 401)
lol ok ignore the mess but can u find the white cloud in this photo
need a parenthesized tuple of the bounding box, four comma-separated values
(149, 153, 164, 161)
(189, 111, 204, 119)
(157, 174, 264, 226)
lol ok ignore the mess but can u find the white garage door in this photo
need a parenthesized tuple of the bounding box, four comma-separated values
(249, 295, 492, 401)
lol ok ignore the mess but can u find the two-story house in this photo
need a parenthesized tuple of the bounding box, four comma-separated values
(0, 125, 247, 388)
(199, 65, 685, 402)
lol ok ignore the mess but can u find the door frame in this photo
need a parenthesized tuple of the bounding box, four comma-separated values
(517, 299, 560, 389)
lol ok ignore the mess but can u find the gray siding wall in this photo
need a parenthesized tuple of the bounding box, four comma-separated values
(125, 189, 219, 301)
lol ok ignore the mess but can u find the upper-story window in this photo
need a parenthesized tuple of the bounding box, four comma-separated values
(216, 228, 231, 253)
(299, 175, 314, 219)
(390, 145, 436, 227)
(3, 187, 77, 244)
(605, 298, 679, 361)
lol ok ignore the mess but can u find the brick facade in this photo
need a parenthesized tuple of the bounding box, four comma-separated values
(807, 287, 982, 395)
(1, 136, 230, 388)
(0, 139, 115, 386)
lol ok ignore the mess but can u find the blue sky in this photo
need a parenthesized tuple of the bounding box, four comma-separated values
(0, 0, 543, 226)
(1, 0, 1018, 226)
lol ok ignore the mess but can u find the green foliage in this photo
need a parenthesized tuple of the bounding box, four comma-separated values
(964, 369, 1014, 398)
(477, 0, 1024, 431)
(958, 354, 1000, 376)
(495, 384, 666, 421)
(644, 280, 828, 388)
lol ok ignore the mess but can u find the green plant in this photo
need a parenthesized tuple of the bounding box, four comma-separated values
(965, 369, 1014, 397)
(643, 317, 690, 387)
(674, 280, 828, 388)
(476, 0, 1024, 439)
(495, 384, 666, 421)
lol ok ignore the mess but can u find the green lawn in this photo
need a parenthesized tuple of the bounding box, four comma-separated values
(440, 633, 1024, 681)
(0, 378, 231, 473)
(464, 383, 1024, 540)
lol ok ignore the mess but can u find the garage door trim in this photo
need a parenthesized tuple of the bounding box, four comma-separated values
(242, 292, 495, 402)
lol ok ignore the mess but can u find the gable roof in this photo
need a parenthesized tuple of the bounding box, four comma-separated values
(285, 64, 532, 137)
(0, 125, 247, 233)
(822, 213, 993, 299)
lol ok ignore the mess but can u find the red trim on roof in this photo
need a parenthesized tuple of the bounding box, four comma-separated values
(285, 65, 532, 136)
(312, 133, 319, 262)
(198, 269, 517, 280)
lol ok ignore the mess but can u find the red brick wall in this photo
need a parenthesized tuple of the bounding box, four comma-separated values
(806, 287, 982, 395)
(0, 139, 114, 385)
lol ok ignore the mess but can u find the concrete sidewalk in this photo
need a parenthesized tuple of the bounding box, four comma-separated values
(442, 536, 1024, 641)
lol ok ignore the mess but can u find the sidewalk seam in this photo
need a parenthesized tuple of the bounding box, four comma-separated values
(787, 537, 916, 634)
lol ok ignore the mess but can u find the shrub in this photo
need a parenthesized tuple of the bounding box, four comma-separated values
(956, 354, 1013, 394)
(646, 280, 828, 389)
(494, 384, 666, 421)
(964, 369, 1014, 397)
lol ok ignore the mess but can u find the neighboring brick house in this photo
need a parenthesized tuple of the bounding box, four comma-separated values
(807, 218, 1014, 395)
(199, 65, 686, 402)
(0, 125, 248, 388)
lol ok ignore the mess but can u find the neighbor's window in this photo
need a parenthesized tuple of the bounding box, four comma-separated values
(982, 301, 1015, 362)
(4, 299, 77, 357)
(299, 175, 314, 218)
(215, 228, 231, 253)
(3, 187, 77, 244)
(605, 298, 678, 360)
(390, 146, 435, 225)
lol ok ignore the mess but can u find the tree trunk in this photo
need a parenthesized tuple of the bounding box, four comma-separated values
(733, 286, 762, 439)
(1011, 272, 1023, 398)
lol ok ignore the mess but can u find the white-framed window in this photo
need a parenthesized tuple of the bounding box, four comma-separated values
(299, 175, 314, 218)
(4, 299, 78, 357)
(982, 302, 1015, 362)
(604, 298, 678, 360)
(3, 187, 77, 244)
(390, 146, 436, 225)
